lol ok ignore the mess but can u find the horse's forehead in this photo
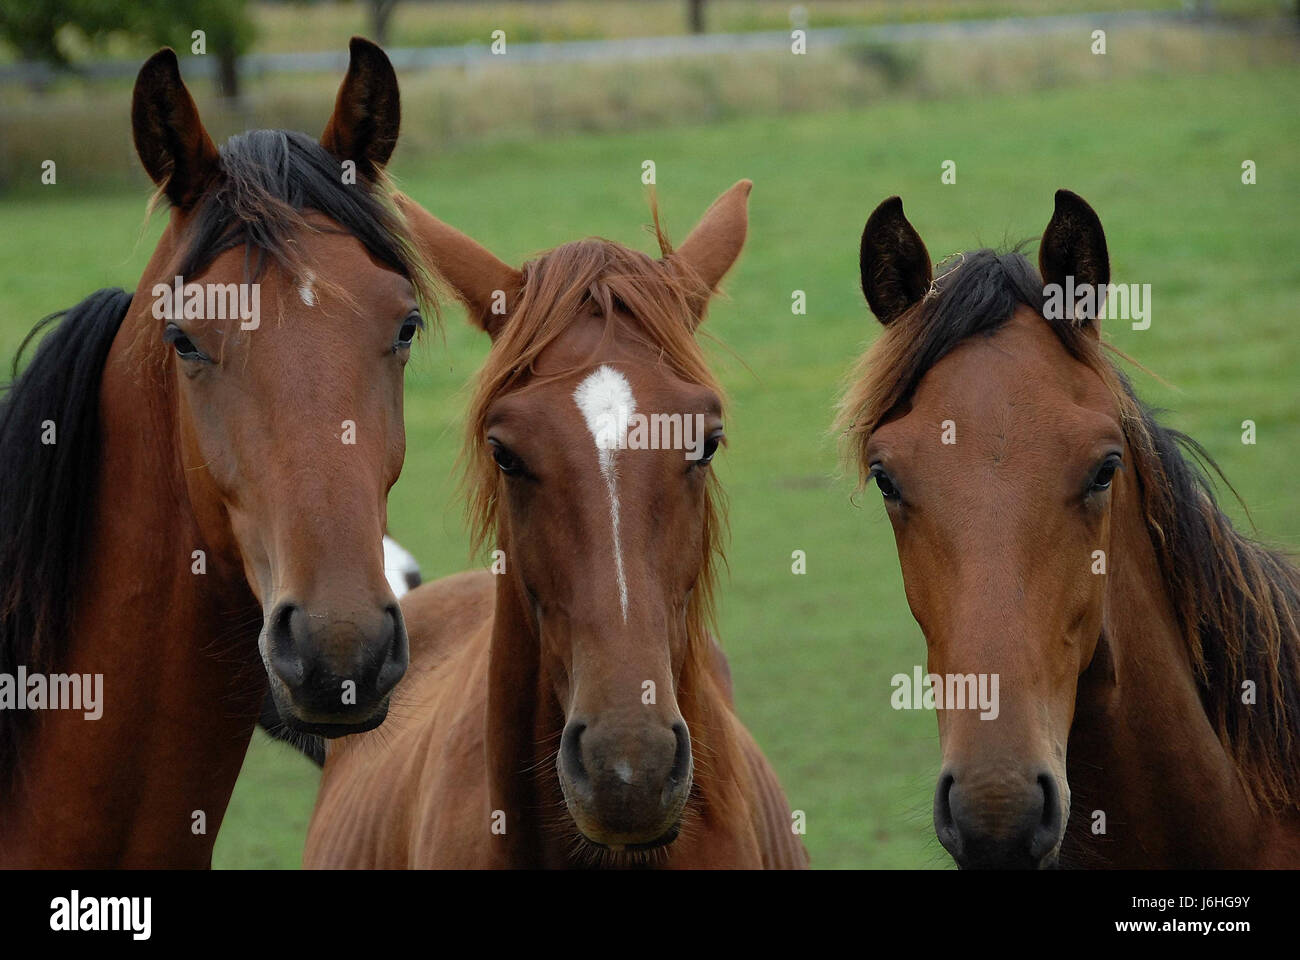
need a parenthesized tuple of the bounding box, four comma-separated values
(197, 227, 414, 309)
(531, 312, 699, 403)
(912, 309, 1113, 428)
(533, 312, 608, 373)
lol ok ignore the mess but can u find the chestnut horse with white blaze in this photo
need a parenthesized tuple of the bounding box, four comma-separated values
(838, 190, 1300, 868)
(0, 39, 431, 866)
(304, 183, 809, 868)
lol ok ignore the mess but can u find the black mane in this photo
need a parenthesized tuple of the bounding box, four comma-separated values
(0, 289, 132, 785)
(178, 128, 427, 292)
(886, 246, 1093, 414)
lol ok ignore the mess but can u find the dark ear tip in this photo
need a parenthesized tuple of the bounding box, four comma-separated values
(137, 47, 180, 82)
(863, 196, 905, 235)
(348, 36, 392, 67)
(877, 195, 904, 217)
(862, 196, 906, 245)
(1053, 189, 1091, 213)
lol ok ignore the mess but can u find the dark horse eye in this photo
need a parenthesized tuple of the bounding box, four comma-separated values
(696, 431, 724, 466)
(163, 323, 205, 362)
(489, 439, 523, 476)
(394, 311, 422, 350)
(1090, 455, 1122, 492)
(870, 464, 900, 501)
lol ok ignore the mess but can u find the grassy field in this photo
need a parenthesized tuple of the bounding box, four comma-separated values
(6, 18, 1299, 189)
(1, 61, 1297, 868)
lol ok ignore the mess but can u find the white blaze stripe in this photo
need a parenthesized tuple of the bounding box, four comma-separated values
(573, 365, 636, 621)
(298, 272, 316, 307)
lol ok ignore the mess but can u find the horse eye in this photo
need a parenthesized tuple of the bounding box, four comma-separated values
(394, 312, 422, 350)
(1090, 455, 1122, 492)
(870, 465, 900, 501)
(489, 439, 523, 476)
(164, 323, 205, 362)
(697, 431, 724, 466)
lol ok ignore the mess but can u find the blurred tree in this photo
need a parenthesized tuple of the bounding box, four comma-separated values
(132, 0, 254, 99)
(687, 0, 707, 34)
(0, 0, 253, 98)
(0, 0, 123, 66)
(368, 0, 399, 46)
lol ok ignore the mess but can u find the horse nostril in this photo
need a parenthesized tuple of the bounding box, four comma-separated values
(1030, 772, 1063, 862)
(939, 769, 1063, 868)
(373, 604, 408, 697)
(933, 771, 960, 855)
(560, 723, 588, 787)
(669, 721, 692, 782)
(385, 604, 402, 653)
(267, 602, 305, 688)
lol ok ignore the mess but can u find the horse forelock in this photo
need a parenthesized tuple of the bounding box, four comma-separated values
(168, 129, 435, 312)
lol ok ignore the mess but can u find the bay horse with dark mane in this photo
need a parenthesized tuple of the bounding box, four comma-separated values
(304, 183, 808, 868)
(838, 190, 1300, 868)
(0, 39, 431, 866)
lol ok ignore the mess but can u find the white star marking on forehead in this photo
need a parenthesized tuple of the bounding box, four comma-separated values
(573, 365, 636, 621)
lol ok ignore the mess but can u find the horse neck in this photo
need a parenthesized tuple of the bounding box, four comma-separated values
(2, 240, 264, 867)
(1065, 475, 1261, 866)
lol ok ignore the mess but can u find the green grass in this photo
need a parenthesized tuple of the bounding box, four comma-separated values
(2, 62, 1297, 868)
(8, 22, 1298, 191)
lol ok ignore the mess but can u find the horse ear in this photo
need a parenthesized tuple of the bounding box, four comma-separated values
(668, 179, 751, 324)
(1039, 189, 1109, 331)
(320, 37, 400, 181)
(859, 196, 932, 325)
(396, 194, 522, 340)
(131, 49, 220, 210)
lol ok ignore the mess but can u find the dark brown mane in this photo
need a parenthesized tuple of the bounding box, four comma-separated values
(167, 129, 436, 308)
(837, 248, 1300, 810)
(0, 290, 133, 788)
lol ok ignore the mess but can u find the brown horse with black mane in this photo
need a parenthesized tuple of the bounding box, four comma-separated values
(0, 39, 431, 866)
(304, 183, 808, 868)
(838, 190, 1300, 868)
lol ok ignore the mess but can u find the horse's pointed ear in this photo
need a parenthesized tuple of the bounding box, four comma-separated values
(859, 196, 932, 325)
(668, 179, 751, 324)
(396, 194, 522, 339)
(320, 37, 400, 181)
(131, 49, 220, 210)
(1039, 189, 1109, 332)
